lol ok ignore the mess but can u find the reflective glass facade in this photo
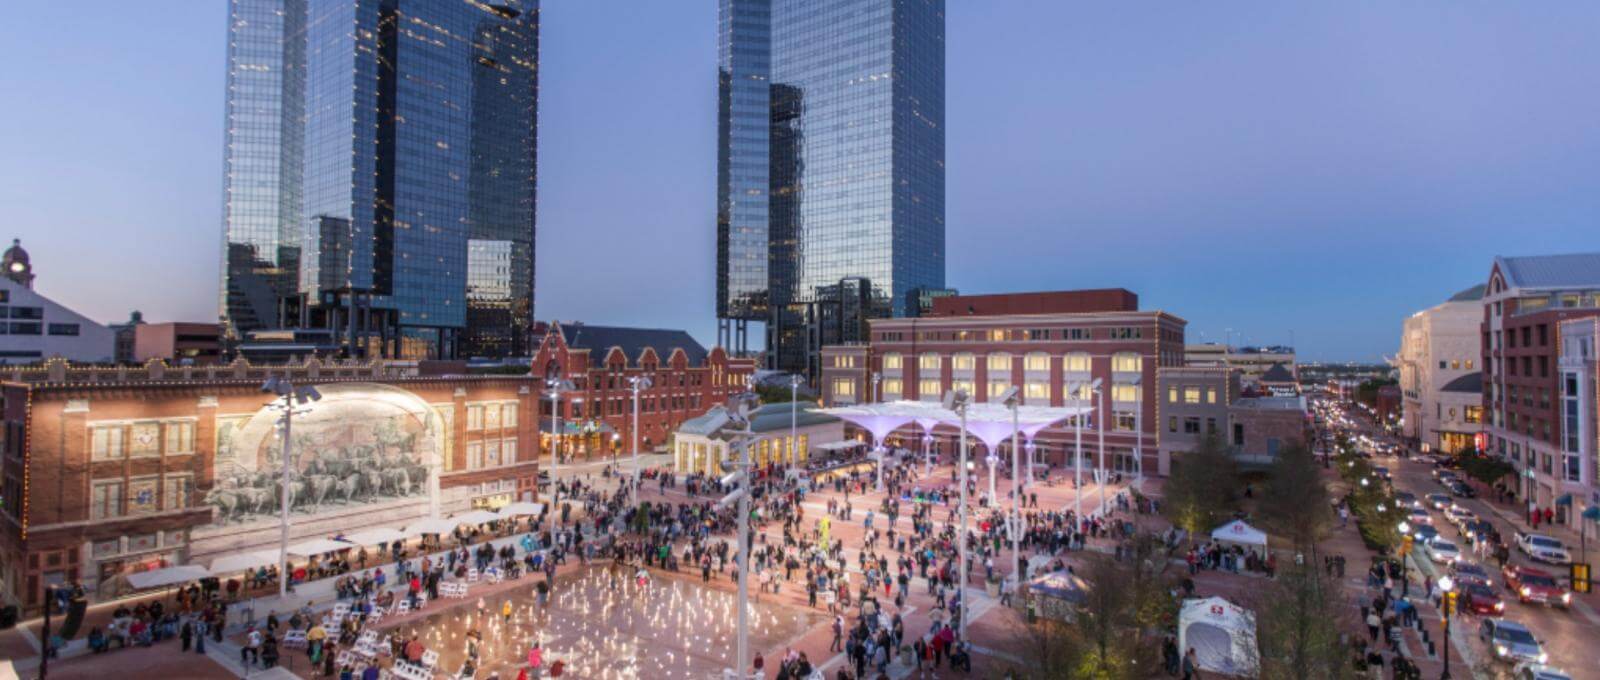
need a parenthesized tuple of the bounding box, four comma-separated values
(222, 0, 538, 359)
(716, 0, 945, 373)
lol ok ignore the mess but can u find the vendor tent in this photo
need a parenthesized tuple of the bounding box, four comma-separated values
(340, 527, 407, 546)
(287, 538, 352, 557)
(209, 550, 282, 574)
(1178, 597, 1259, 677)
(404, 516, 459, 536)
(496, 502, 546, 517)
(453, 509, 502, 525)
(1211, 520, 1268, 552)
(1026, 569, 1089, 621)
(126, 565, 211, 590)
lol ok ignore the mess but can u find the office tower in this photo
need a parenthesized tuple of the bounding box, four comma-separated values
(715, 0, 946, 378)
(220, 0, 538, 359)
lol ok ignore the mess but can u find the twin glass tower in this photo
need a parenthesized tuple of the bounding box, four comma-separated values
(715, 0, 947, 376)
(220, 0, 538, 359)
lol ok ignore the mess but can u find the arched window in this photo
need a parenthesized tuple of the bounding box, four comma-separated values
(882, 352, 903, 370)
(1112, 352, 1141, 373)
(1024, 352, 1050, 372)
(1063, 352, 1091, 373)
(986, 353, 1011, 372)
(919, 353, 941, 371)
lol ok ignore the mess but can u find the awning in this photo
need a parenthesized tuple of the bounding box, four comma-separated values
(496, 502, 546, 517)
(404, 517, 459, 536)
(209, 550, 282, 574)
(1583, 506, 1600, 522)
(1555, 494, 1574, 507)
(126, 565, 211, 589)
(287, 538, 353, 557)
(339, 528, 407, 546)
(814, 440, 866, 452)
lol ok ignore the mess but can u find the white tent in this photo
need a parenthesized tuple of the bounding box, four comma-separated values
(209, 550, 282, 574)
(1178, 597, 1259, 677)
(287, 538, 353, 557)
(453, 509, 502, 526)
(1210, 520, 1268, 552)
(496, 502, 546, 517)
(404, 516, 459, 536)
(340, 527, 407, 546)
(126, 564, 211, 589)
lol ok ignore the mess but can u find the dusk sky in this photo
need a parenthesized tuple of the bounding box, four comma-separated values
(3, 2, 1597, 362)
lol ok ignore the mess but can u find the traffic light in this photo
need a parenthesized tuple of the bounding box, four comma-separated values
(1400, 536, 1413, 556)
(1443, 591, 1458, 617)
(1573, 563, 1592, 594)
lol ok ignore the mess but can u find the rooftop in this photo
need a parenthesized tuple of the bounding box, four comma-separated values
(1447, 283, 1486, 302)
(557, 323, 709, 368)
(1497, 253, 1600, 291)
(927, 289, 1138, 317)
(1440, 372, 1483, 394)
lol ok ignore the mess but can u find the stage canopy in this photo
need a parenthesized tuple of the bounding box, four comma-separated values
(288, 538, 352, 557)
(209, 550, 281, 574)
(340, 527, 408, 546)
(126, 565, 211, 589)
(820, 400, 1091, 452)
(496, 502, 546, 517)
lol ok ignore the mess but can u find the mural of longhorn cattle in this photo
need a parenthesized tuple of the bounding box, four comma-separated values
(205, 385, 442, 525)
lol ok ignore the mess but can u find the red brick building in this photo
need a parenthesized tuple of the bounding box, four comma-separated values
(0, 358, 545, 611)
(818, 289, 1186, 475)
(531, 322, 756, 460)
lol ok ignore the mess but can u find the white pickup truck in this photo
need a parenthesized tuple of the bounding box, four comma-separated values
(1515, 532, 1572, 565)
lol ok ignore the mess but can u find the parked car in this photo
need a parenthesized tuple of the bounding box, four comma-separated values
(1409, 507, 1434, 526)
(1451, 561, 1495, 589)
(1448, 480, 1477, 498)
(1515, 533, 1572, 565)
(1501, 565, 1571, 608)
(1426, 493, 1452, 510)
(1480, 619, 1548, 665)
(1394, 491, 1419, 509)
(1513, 663, 1573, 680)
(1434, 469, 1458, 483)
(1412, 524, 1439, 544)
(1426, 539, 1461, 565)
(1461, 582, 1505, 615)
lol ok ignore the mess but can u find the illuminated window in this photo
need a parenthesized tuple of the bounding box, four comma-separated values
(882, 353, 903, 370)
(952, 379, 975, 396)
(1168, 386, 1179, 403)
(1025, 381, 1049, 401)
(919, 353, 940, 371)
(882, 378, 903, 398)
(1064, 352, 1091, 372)
(1112, 384, 1139, 403)
(987, 353, 1011, 372)
(1112, 352, 1142, 372)
(988, 379, 1012, 399)
(1184, 387, 1202, 404)
(1024, 352, 1049, 372)
(953, 353, 976, 371)
(1066, 383, 1094, 401)
(991, 329, 1008, 342)
(833, 378, 856, 398)
(1206, 388, 1217, 404)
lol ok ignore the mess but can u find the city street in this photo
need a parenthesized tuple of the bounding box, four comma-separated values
(1326, 398, 1600, 679)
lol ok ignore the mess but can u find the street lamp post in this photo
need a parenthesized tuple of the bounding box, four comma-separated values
(1132, 376, 1144, 482)
(629, 375, 652, 499)
(790, 374, 802, 478)
(1438, 575, 1455, 680)
(944, 389, 973, 641)
(1003, 387, 1024, 589)
(714, 391, 760, 680)
(547, 378, 575, 526)
(1096, 381, 1107, 517)
(1069, 382, 1085, 520)
(1397, 520, 1411, 597)
(262, 376, 321, 599)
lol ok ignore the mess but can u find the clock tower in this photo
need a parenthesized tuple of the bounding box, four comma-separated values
(2, 238, 33, 289)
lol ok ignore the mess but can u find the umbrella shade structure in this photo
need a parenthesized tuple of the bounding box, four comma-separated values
(820, 400, 1089, 443)
(209, 550, 282, 574)
(496, 502, 546, 517)
(404, 516, 459, 536)
(452, 509, 502, 526)
(287, 538, 353, 557)
(126, 565, 211, 590)
(339, 527, 407, 546)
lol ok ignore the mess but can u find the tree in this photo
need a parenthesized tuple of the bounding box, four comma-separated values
(1163, 433, 1239, 537)
(1259, 441, 1332, 552)
(1073, 554, 1150, 679)
(1251, 562, 1356, 680)
(1458, 451, 1515, 487)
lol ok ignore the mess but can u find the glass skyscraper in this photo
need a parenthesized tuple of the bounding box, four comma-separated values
(221, 0, 538, 359)
(716, 0, 946, 376)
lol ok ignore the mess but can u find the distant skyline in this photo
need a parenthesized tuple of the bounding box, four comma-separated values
(2, 2, 1597, 362)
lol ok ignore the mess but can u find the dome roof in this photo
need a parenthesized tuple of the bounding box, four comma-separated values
(2, 239, 28, 267)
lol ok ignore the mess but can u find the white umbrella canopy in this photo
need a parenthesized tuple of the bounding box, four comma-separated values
(126, 565, 211, 590)
(496, 502, 546, 517)
(287, 538, 353, 557)
(404, 516, 460, 536)
(340, 527, 408, 546)
(209, 550, 282, 574)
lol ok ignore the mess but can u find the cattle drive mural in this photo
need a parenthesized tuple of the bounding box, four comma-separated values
(203, 383, 443, 526)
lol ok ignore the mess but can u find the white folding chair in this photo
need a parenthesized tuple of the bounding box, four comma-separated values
(395, 599, 411, 614)
(420, 649, 440, 669)
(466, 568, 480, 583)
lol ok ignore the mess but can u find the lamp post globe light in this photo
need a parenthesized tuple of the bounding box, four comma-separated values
(790, 374, 803, 478)
(714, 389, 761, 679)
(1000, 386, 1024, 593)
(628, 375, 652, 498)
(1438, 575, 1455, 680)
(546, 377, 576, 526)
(1397, 520, 1411, 597)
(943, 388, 973, 641)
(261, 375, 322, 599)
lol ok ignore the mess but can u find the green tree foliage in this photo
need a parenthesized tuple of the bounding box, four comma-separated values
(1259, 441, 1332, 552)
(1253, 563, 1355, 680)
(1162, 433, 1239, 537)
